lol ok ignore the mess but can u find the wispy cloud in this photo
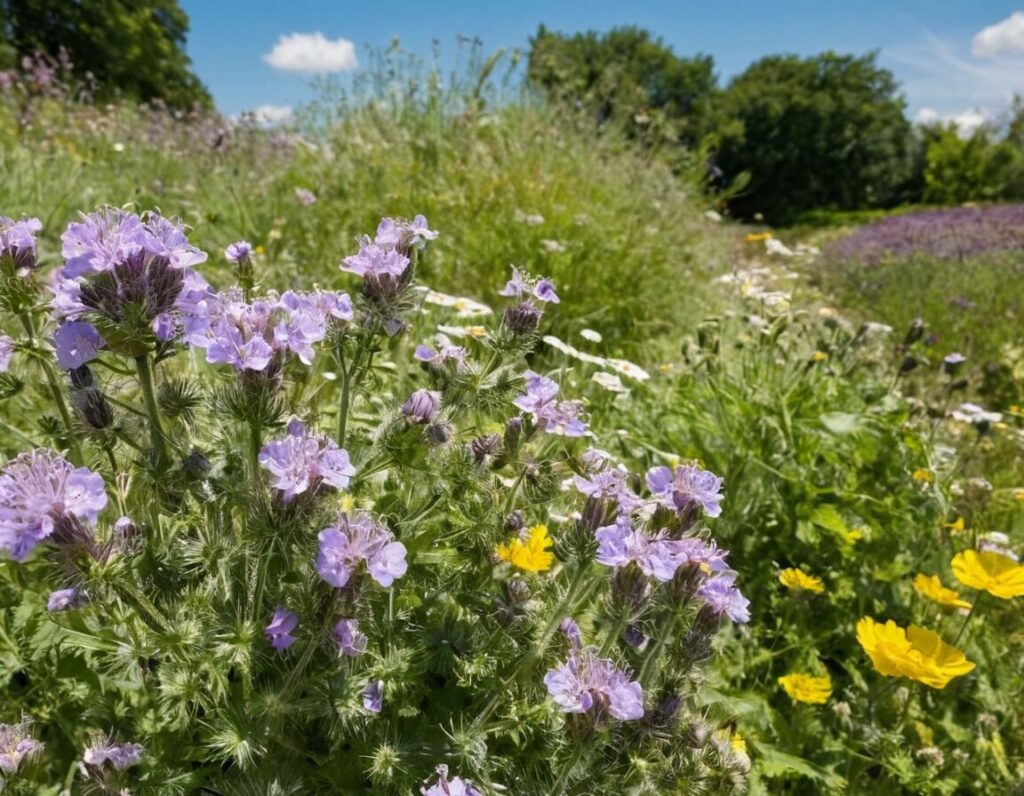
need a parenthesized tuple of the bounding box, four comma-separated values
(972, 11, 1024, 58)
(914, 106, 987, 136)
(263, 32, 358, 73)
(885, 31, 1024, 116)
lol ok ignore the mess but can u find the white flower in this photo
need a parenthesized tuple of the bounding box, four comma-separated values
(542, 335, 608, 366)
(592, 372, 630, 393)
(765, 238, 795, 257)
(580, 328, 603, 343)
(437, 324, 488, 339)
(862, 322, 894, 336)
(704, 210, 723, 222)
(415, 287, 492, 317)
(540, 239, 566, 253)
(606, 358, 650, 382)
(950, 403, 1003, 425)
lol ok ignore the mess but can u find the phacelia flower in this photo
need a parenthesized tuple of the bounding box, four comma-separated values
(335, 618, 367, 657)
(0, 335, 13, 372)
(421, 765, 482, 796)
(778, 673, 832, 704)
(265, 606, 298, 651)
(544, 648, 644, 721)
(0, 449, 107, 561)
(225, 240, 253, 263)
(47, 587, 81, 612)
(951, 549, 1024, 599)
(414, 334, 467, 366)
(496, 524, 555, 573)
(52, 321, 104, 370)
(0, 719, 43, 774)
(83, 740, 143, 770)
(317, 512, 408, 588)
(341, 243, 409, 279)
(697, 573, 750, 623)
(363, 679, 383, 713)
(295, 188, 317, 206)
(0, 216, 42, 271)
(913, 573, 971, 610)
(559, 617, 583, 649)
(856, 616, 974, 689)
(778, 567, 825, 594)
(512, 370, 588, 436)
(595, 517, 689, 582)
(402, 389, 441, 424)
(646, 464, 724, 518)
(259, 420, 356, 502)
(500, 266, 559, 303)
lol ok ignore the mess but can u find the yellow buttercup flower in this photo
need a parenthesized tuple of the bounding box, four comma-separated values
(730, 731, 747, 755)
(944, 516, 965, 533)
(951, 550, 1024, 599)
(778, 568, 825, 594)
(912, 469, 934, 483)
(744, 231, 773, 242)
(855, 617, 974, 689)
(496, 524, 554, 573)
(1013, 489, 1024, 502)
(778, 673, 832, 704)
(913, 573, 971, 610)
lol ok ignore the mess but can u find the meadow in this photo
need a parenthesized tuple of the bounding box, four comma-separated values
(0, 49, 1022, 795)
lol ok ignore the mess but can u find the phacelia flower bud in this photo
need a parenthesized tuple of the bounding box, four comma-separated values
(401, 389, 440, 424)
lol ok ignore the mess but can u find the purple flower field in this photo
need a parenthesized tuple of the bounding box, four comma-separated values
(825, 205, 1024, 265)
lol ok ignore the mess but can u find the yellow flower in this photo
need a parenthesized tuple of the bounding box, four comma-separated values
(812, 351, 829, 362)
(496, 524, 554, 573)
(340, 495, 355, 514)
(951, 550, 1024, 599)
(912, 469, 934, 483)
(1013, 489, 1024, 502)
(778, 568, 825, 594)
(913, 573, 971, 610)
(855, 617, 974, 689)
(744, 231, 773, 242)
(944, 516, 965, 533)
(778, 673, 832, 704)
(730, 731, 747, 755)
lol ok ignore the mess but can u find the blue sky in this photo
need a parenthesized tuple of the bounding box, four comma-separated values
(181, 1, 1024, 131)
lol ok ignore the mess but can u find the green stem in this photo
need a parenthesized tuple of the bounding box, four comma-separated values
(597, 610, 631, 657)
(336, 344, 350, 447)
(550, 742, 586, 794)
(249, 421, 263, 484)
(19, 312, 82, 464)
(638, 610, 679, 687)
(134, 355, 169, 469)
(953, 595, 980, 645)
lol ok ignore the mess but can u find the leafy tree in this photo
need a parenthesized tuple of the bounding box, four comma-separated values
(0, 0, 210, 108)
(527, 25, 717, 146)
(714, 52, 913, 223)
(923, 124, 1024, 204)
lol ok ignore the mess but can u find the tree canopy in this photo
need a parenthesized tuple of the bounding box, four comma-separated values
(0, 0, 209, 108)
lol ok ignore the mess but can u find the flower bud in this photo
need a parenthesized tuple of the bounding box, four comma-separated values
(899, 356, 918, 374)
(72, 388, 113, 429)
(470, 433, 501, 465)
(502, 301, 543, 336)
(503, 416, 523, 452)
(904, 318, 926, 345)
(424, 421, 452, 445)
(181, 448, 211, 479)
(504, 511, 525, 533)
(69, 365, 95, 390)
(402, 389, 440, 424)
(506, 578, 531, 604)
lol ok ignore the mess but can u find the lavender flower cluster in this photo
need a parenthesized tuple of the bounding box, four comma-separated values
(826, 204, 1024, 266)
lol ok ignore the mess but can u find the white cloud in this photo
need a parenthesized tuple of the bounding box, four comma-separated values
(971, 11, 1024, 58)
(263, 32, 358, 73)
(250, 104, 293, 125)
(913, 105, 988, 137)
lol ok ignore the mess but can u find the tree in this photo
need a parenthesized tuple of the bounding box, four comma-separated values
(527, 25, 717, 146)
(714, 52, 914, 223)
(0, 0, 210, 108)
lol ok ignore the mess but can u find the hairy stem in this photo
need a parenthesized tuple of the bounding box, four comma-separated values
(134, 354, 169, 469)
(19, 311, 82, 464)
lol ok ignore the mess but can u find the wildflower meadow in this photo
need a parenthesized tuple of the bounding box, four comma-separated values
(0, 27, 1023, 796)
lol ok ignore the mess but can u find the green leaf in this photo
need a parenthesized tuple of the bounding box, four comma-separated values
(820, 412, 862, 435)
(756, 743, 844, 789)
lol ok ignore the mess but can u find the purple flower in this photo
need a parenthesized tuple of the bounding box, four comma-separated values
(0, 720, 43, 774)
(402, 389, 441, 424)
(206, 320, 275, 371)
(697, 573, 750, 623)
(512, 371, 560, 414)
(317, 512, 408, 589)
(0, 216, 42, 271)
(341, 243, 410, 279)
(53, 321, 104, 370)
(544, 648, 644, 721)
(83, 740, 143, 770)
(334, 618, 367, 657)
(375, 215, 438, 248)
(421, 765, 482, 796)
(363, 679, 383, 713)
(595, 517, 689, 582)
(534, 278, 560, 304)
(265, 606, 298, 650)
(943, 352, 966, 365)
(535, 400, 588, 437)
(574, 465, 637, 507)
(408, 214, 439, 242)
(259, 421, 356, 502)
(0, 335, 13, 372)
(225, 240, 253, 263)
(414, 334, 466, 366)
(141, 214, 207, 269)
(60, 209, 146, 278)
(559, 617, 583, 649)
(0, 449, 107, 561)
(646, 464, 724, 518)
(296, 188, 317, 206)
(47, 587, 80, 612)
(499, 266, 531, 298)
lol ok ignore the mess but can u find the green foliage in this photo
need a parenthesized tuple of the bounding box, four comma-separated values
(0, 0, 210, 108)
(715, 52, 914, 223)
(923, 126, 1024, 205)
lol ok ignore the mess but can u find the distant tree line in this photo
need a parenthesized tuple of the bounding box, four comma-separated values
(528, 25, 1024, 223)
(0, 0, 209, 109)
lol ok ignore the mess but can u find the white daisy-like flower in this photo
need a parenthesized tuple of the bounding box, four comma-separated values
(580, 328, 603, 343)
(592, 372, 630, 393)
